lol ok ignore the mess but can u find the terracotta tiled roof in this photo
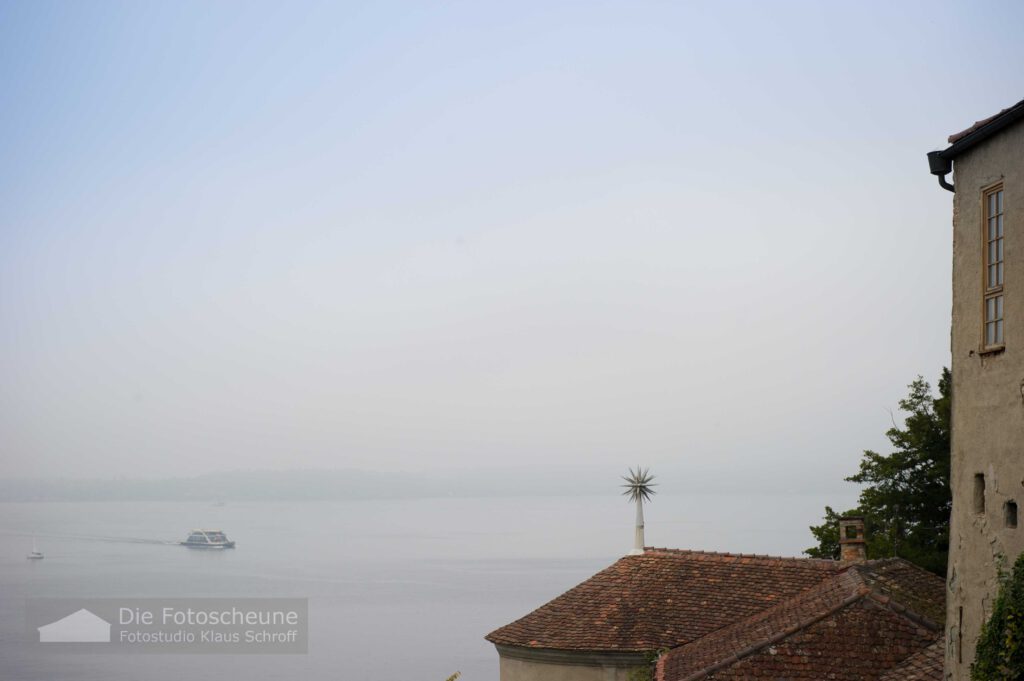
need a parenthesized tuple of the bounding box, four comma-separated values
(948, 98, 1024, 144)
(485, 549, 841, 652)
(856, 558, 946, 626)
(879, 637, 945, 681)
(656, 569, 866, 681)
(655, 559, 944, 681)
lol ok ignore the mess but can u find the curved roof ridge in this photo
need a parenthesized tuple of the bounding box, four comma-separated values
(656, 570, 869, 681)
(656, 562, 945, 681)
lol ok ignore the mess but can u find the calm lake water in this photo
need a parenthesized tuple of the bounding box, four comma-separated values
(0, 493, 845, 680)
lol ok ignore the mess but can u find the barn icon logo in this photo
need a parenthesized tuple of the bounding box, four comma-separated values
(37, 608, 111, 643)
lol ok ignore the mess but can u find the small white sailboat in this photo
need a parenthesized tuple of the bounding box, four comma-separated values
(27, 539, 43, 560)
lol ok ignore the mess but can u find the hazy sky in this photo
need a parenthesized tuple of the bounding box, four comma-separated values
(1, 1, 1022, 483)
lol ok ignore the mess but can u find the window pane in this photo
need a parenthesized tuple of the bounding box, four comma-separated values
(983, 189, 1004, 348)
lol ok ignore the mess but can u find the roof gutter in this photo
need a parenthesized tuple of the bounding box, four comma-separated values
(927, 99, 1024, 194)
(927, 151, 954, 193)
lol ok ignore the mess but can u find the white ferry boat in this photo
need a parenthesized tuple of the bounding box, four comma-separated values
(181, 529, 236, 549)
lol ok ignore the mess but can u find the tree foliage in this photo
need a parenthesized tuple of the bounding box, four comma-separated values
(627, 649, 665, 681)
(805, 370, 951, 575)
(972, 552, 1024, 680)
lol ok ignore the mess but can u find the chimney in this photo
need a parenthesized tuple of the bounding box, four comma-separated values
(838, 517, 867, 563)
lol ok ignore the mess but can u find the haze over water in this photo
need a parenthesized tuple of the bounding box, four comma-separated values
(0, 491, 844, 680)
(3, 2, 1020, 679)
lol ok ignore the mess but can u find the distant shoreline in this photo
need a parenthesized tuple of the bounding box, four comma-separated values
(0, 468, 607, 502)
(0, 466, 852, 502)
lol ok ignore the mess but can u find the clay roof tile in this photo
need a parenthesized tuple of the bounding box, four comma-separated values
(485, 549, 842, 652)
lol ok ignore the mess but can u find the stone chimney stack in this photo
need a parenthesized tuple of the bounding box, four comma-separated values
(838, 517, 867, 563)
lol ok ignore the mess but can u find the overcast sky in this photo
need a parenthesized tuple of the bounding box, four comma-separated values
(1, 1, 1021, 484)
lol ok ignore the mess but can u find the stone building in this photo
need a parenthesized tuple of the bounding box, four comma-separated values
(927, 97, 1024, 679)
(486, 519, 945, 681)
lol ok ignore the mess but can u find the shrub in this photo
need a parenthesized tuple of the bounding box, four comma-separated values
(972, 552, 1024, 680)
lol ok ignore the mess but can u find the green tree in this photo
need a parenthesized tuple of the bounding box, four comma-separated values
(805, 369, 951, 575)
(972, 552, 1024, 680)
(626, 649, 665, 681)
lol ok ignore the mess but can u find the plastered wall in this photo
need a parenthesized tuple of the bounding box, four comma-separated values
(946, 120, 1024, 680)
(499, 653, 641, 681)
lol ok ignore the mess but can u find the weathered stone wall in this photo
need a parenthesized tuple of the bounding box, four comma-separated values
(946, 119, 1024, 680)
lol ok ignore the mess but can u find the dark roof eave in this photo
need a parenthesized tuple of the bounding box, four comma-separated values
(939, 98, 1024, 160)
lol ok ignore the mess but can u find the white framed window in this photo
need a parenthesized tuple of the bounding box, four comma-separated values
(984, 185, 1004, 348)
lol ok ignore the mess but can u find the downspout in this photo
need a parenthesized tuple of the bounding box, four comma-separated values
(927, 151, 955, 193)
